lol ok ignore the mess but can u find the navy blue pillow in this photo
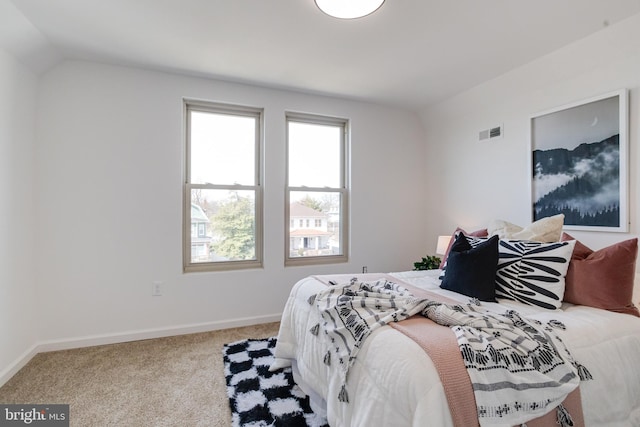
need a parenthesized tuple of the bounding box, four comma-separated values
(439, 233, 499, 302)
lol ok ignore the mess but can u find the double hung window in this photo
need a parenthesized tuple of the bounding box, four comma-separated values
(286, 113, 349, 265)
(183, 100, 263, 272)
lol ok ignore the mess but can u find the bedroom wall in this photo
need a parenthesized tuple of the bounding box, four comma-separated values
(33, 60, 428, 346)
(420, 13, 640, 254)
(0, 47, 39, 383)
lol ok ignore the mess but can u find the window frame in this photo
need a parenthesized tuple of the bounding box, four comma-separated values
(285, 112, 349, 266)
(183, 99, 264, 272)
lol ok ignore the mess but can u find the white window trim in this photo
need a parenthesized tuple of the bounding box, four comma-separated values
(285, 112, 349, 267)
(183, 99, 264, 272)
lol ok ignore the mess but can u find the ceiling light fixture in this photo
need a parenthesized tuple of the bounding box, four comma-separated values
(315, 0, 385, 19)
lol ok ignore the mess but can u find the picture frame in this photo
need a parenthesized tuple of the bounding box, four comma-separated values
(529, 89, 628, 232)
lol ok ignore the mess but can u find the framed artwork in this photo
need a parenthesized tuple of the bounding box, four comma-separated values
(530, 89, 628, 232)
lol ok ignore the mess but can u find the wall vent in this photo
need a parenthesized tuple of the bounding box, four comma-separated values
(479, 124, 503, 142)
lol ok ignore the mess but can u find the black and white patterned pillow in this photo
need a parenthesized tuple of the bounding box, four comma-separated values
(495, 239, 575, 310)
(446, 235, 575, 310)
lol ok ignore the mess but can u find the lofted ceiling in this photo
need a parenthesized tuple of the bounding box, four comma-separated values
(3, 0, 640, 110)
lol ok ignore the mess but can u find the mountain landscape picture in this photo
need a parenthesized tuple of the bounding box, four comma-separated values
(531, 93, 624, 229)
(533, 134, 620, 227)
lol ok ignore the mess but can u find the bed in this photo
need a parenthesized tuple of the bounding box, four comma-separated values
(272, 267, 640, 426)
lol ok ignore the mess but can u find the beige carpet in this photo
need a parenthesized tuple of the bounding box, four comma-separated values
(0, 322, 280, 426)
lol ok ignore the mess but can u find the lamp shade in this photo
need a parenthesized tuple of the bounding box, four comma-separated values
(315, 0, 385, 19)
(436, 235, 452, 256)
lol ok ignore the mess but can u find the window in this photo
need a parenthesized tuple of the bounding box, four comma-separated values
(183, 100, 263, 272)
(286, 113, 348, 265)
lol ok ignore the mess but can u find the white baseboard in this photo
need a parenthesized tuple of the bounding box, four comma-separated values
(0, 344, 40, 389)
(37, 313, 282, 352)
(0, 313, 281, 388)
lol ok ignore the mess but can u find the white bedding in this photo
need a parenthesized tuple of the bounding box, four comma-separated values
(272, 270, 640, 427)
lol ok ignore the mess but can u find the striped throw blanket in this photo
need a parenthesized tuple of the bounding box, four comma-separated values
(308, 277, 591, 426)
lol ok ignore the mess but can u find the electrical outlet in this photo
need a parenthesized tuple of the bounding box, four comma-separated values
(152, 281, 163, 296)
(362, 266, 368, 273)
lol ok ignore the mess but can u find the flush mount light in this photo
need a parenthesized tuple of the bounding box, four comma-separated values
(315, 0, 385, 19)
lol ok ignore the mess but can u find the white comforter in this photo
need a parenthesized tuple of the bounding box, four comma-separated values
(272, 270, 640, 427)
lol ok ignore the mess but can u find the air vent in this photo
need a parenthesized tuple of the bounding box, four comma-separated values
(479, 124, 503, 142)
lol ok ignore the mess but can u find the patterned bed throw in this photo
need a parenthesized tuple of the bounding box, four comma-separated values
(308, 277, 591, 426)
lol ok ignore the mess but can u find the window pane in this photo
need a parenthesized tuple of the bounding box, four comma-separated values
(190, 111, 256, 185)
(190, 189, 256, 263)
(289, 191, 341, 258)
(288, 121, 341, 188)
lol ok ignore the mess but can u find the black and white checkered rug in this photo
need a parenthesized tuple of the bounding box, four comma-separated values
(223, 337, 329, 427)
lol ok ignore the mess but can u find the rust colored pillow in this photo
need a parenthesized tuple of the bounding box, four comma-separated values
(561, 232, 639, 317)
(438, 227, 488, 269)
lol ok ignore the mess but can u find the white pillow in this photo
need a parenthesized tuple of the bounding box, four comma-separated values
(488, 214, 564, 243)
